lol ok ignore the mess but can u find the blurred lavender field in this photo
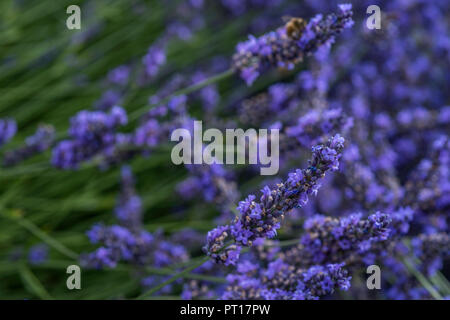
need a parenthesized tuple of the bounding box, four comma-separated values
(0, 0, 449, 300)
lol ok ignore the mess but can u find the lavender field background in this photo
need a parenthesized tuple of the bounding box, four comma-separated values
(0, 0, 449, 300)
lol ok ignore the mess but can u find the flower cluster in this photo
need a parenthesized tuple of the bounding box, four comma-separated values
(222, 259, 350, 300)
(412, 233, 450, 276)
(52, 106, 127, 169)
(81, 166, 189, 271)
(291, 212, 392, 265)
(204, 134, 345, 265)
(177, 163, 239, 220)
(279, 209, 414, 268)
(108, 65, 131, 86)
(285, 108, 353, 148)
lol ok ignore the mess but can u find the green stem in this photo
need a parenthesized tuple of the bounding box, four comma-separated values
(430, 272, 450, 296)
(137, 256, 210, 300)
(19, 263, 53, 300)
(273, 238, 300, 247)
(31, 259, 225, 284)
(401, 257, 443, 300)
(145, 266, 226, 284)
(0, 162, 51, 177)
(436, 271, 450, 293)
(1, 211, 78, 260)
(401, 239, 449, 297)
(129, 69, 234, 122)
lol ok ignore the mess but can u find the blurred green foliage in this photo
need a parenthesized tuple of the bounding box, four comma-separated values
(0, 0, 251, 299)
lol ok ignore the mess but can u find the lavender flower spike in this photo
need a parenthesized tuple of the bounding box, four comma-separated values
(232, 4, 353, 85)
(3, 125, 55, 166)
(222, 260, 351, 300)
(204, 134, 345, 265)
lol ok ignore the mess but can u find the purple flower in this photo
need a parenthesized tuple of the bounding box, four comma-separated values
(3, 125, 55, 166)
(143, 43, 166, 78)
(0, 118, 17, 147)
(222, 258, 351, 300)
(232, 5, 353, 85)
(28, 244, 49, 265)
(52, 106, 127, 169)
(134, 119, 160, 147)
(204, 135, 345, 265)
(295, 212, 392, 265)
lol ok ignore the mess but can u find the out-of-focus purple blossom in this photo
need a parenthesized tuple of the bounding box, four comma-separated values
(204, 135, 345, 265)
(52, 106, 127, 169)
(404, 135, 449, 213)
(94, 90, 122, 111)
(3, 125, 55, 166)
(28, 244, 49, 265)
(282, 212, 392, 266)
(177, 163, 239, 219)
(108, 65, 131, 86)
(81, 166, 189, 295)
(134, 118, 161, 147)
(191, 72, 220, 111)
(220, 0, 283, 16)
(0, 118, 17, 147)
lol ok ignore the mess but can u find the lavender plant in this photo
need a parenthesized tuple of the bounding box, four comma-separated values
(1, 0, 449, 302)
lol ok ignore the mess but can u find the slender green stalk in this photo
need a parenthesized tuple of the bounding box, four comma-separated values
(273, 238, 301, 247)
(31, 259, 226, 284)
(0, 162, 51, 177)
(137, 256, 210, 300)
(1, 211, 78, 260)
(129, 69, 235, 122)
(401, 239, 449, 297)
(435, 272, 450, 294)
(401, 257, 443, 300)
(19, 263, 53, 300)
